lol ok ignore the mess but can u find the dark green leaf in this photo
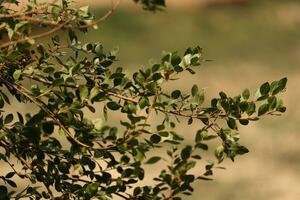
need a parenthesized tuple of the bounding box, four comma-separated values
(145, 156, 161, 164)
(7, 179, 17, 187)
(195, 143, 208, 151)
(79, 85, 89, 100)
(219, 91, 227, 99)
(0, 186, 8, 199)
(171, 54, 181, 66)
(5, 172, 15, 178)
(139, 97, 149, 109)
(4, 114, 13, 124)
(181, 145, 192, 160)
(239, 119, 249, 125)
(258, 104, 269, 116)
(150, 134, 161, 144)
(107, 101, 120, 110)
(227, 117, 237, 130)
(191, 84, 198, 96)
(171, 90, 181, 99)
(242, 88, 250, 100)
(260, 82, 270, 95)
(42, 121, 54, 135)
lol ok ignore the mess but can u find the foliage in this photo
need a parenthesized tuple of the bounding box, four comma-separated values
(0, 0, 287, 199)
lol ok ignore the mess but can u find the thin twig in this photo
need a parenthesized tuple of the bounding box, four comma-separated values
(77, 0, 121, 29)
(23, 74, 219, 120)
(0, 20, 70, 49)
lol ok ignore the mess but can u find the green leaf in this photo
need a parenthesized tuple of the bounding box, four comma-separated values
(13, 70, 22, 80)
(195, 143, 208, 150)
(215, 145, 224, 162)
(5, 172, 15, 178)
(239, 119, 249, 125)
(145, 156, 161, 164)
(152, 73, 163, 81)
(159, 131, 169, 137)
(230, 144, 249, 155)
(174, 65, 183, 72)
(268, 96, 277, 110)
(271, 77, 287, 95)
(42, 121, 54, 135)
(85, 183, 99, 197)
(94, 44, 103, 55)
(171, 54, 181, 66)
(227, 117, 237, 130)
(219, 91, 227, 99)
(150, 134, 161, 144)
(171, 90, 181, 99)
(276, 106, 286, 113)
(239, 101, 248, 112)
(58, 162, 70, 174)
(52, 78, 64, 86)
(242, 88, 250, 100)
(0, 186, 8, 199)
(7, 179, 17, 187)
(152, 64, 160, 72)
(258, 103, 269, 116)
(90, 86, 100, 101)
(260, 82, 270, 95)
(107, 101, 120, 111)
(139, 97, 149, 109)
(79, 85, 89, 100)
(194, 90, 204, 105)
(191, 84, 198, 96)
(156, 124, 165, 131)
(4, 114, 13, 124)
(181, 145, 192, 160)
(246, 102, 256, 116)
(276, 99, 286, 113)
(43, 66, 55, 74)
(278, 77, 288, 90)
(195, 130, 202, 143)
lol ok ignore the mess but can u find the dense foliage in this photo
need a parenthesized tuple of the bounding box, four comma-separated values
(0, 0, 287, 199)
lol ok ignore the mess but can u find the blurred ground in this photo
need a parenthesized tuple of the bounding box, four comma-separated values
(4, 0, 300, 199)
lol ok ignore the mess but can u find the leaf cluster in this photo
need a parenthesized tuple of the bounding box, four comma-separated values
(0, 0, 287, 199)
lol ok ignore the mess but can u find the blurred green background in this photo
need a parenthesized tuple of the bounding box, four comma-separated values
(82, 0, 300, 199)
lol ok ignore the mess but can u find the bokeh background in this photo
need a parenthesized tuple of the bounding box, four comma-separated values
(4, 0, 300, 199)
(82, 0, 300, 199)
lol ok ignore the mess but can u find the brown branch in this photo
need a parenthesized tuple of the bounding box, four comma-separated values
(0, 9, 44, 19)
(15, 16, 58, 26)
(6, 159, 27, 178)
(0, 0, 58, 18)
(0, 20, 70, 49)
(0, 140, 33, 170)
(23, 74, 218, 120)
(1, 0, 120, 33)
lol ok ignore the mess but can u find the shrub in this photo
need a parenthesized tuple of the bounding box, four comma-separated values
(0, 0, 287, 199)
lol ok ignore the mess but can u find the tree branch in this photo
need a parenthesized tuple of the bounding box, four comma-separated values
(0, 77, 116, 151)
(0, 20, 70, 49)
